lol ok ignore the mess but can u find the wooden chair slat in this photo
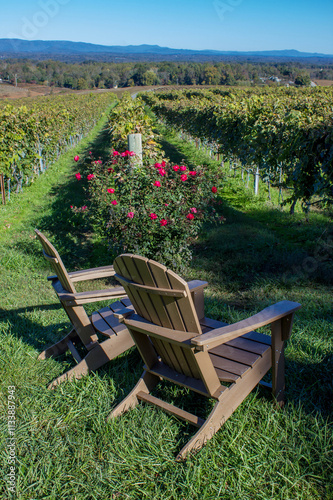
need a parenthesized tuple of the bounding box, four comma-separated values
(225, 337, 270, 356)
(151, 337, 175, 368)
(166, 269, 202, 334)
(148, 361, 210, 397)
(137, 392, 205, 428)
(146, 260, 187, 331)
(242, 331, 272, 345)
(214, 368, 239, 383)
(38, 232, 76, 294)
(169, 344, 195, 378)
(210, 353, 250, 377)
(161, 342, 184, 373)
(114, 255, 152, 321)
(134, 256, 177, 329)
(182, 349, 202, 379)
(121, 298, 132, 308)
(108, 300, 135, 314)
(91, 312, 115, 337)
(130, 330, 159, 370)
(209, 344, 261, 366)
(92, 309, 129, 337)
(200, 316, 229, 329)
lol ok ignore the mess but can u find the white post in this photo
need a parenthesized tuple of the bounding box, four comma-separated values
(128, 133, 142, 165)
(254, 166, 260, 195)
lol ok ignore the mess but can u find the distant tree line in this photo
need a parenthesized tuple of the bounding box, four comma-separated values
(0, 59, 332, 90)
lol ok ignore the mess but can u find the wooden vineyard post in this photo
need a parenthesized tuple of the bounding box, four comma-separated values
(128, 133, 142, 166)
(0, 174, 5, 205)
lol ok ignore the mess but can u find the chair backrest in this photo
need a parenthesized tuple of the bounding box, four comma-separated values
(113, 254, 222, 391)
(35, 229, 76, 294)
(114, 254, 201, 333)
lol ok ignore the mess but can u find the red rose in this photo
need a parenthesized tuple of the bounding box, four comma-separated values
(74, 155, 79, 162)
(75, 173, 81, 180)
(173, 165, 180, 172)
(87, 174, 95, 180)
(186, 213, 195, 220)
(154, 181, 161, 187)
(111, 200, 118, 205)
(211, 186, 217, 193)
(149, 213, 158, 220)
(160, 219, 168, 226)
(107, 188, 115, 193)
(180, 174, 188, 181)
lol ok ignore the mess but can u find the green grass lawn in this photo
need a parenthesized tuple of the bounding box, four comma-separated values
(0, 116, 332, 499)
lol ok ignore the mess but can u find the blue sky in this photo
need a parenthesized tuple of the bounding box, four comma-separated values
(2, 0, 333, 54)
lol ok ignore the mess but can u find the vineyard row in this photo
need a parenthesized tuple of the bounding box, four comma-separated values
(0, 93, 116, 198)
(142, 87, 333, 210)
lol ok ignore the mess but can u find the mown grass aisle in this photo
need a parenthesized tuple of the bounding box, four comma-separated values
(0, 111, 332, 499)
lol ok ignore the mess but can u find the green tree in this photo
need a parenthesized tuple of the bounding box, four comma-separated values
(294, 73, 311, 86)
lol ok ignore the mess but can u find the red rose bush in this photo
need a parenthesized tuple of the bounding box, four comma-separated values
(80, 152, 224, 270)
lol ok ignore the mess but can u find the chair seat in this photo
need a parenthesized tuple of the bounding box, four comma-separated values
(200, 316, 271, 383)
(91, 298, 135, 337)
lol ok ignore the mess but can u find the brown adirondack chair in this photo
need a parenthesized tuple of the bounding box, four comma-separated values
(35, 230, 135, 388)
(107, 254, 301, 460)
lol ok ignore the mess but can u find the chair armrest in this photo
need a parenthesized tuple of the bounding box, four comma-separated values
(47, 265, 116, 283)
(57, 287, 127, 306)
(114, 307, 135, 322)
(191, 300, 301, 351)
(68, 265, 116, 282)
(187, 280, 208, 291)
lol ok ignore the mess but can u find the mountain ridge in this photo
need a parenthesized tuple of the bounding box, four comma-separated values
(1, 39, 332, 61)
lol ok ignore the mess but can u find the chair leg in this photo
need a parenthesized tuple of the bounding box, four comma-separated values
(176, 350, 272, 461)
(176, 399, 227, 461)
(47, 330, 135, 389)
(107, 371, 160, 420)
(271, 321, 285, 407)
(38, 329, 78, 360)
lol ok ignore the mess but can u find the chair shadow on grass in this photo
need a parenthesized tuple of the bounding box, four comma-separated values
(0, 300, 141, 387)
